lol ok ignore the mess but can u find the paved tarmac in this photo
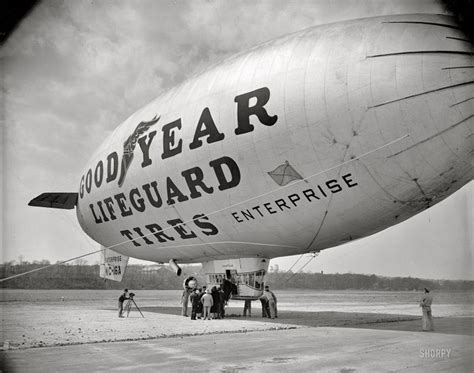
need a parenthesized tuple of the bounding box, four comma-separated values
(2, 325, 472, 372)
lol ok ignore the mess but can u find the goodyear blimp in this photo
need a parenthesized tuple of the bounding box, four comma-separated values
(30, 14, 473, 299)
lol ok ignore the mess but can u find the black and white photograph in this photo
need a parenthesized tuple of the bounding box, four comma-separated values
(1, 0, 473, 371)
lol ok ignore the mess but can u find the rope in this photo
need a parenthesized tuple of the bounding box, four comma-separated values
(283, 254, 305, 276)
(284, 252, 319, 283)
(0, 249, 104, 282)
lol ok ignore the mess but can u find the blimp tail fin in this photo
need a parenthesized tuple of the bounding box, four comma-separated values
(28, 192, 78, 210)
(99, 247, 129, 282)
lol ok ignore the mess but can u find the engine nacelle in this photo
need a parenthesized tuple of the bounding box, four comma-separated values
(183, 276, 198, 290)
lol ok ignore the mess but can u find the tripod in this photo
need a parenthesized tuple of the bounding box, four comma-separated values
(124, 297, 144, 318)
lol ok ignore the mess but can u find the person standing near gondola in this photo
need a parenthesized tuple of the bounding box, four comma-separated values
(218, 286, 226, 319)
(259, 288, 276, 319)
(190, 288, 201, 320)
(265, 285, 278, 318)
(201, 288, 213, 320)
(211, 286, 220, 319)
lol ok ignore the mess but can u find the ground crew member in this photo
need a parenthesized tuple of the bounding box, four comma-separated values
(259, 288, 275, 319)
(211, 286, 219, 319)
(201, 288, 214, 320)
(260, 297, 269, 317)
(181, 287, 192, 317)
(190, 288, 201, 320)
(118, 289, 129, 318)
(420, 288, 434, 331)
(265, 285, 278, 318)
(218, 286, 226, 318)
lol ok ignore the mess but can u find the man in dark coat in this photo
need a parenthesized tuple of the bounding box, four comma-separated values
(218, 286, 226, 319)
(265, 286, 278, 318)
(190, 289, 201, 320)
(118, 289, 129, 318)
(211, 286, 220, 319)
(260, 297, 270, 318)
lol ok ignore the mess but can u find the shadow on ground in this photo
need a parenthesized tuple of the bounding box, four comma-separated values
(350, 316, 474, 336)
(130, 306, 473, 336)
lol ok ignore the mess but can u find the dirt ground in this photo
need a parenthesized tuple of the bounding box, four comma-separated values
(0, 303, 296, 349)
(4, 301, 472, 350)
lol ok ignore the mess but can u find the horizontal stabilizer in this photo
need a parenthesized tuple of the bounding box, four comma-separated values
(28, 192, 78, 210)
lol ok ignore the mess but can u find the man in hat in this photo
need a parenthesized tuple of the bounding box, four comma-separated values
(419, 288, 434, 331)
(265, 285, 278, 318)
(259, 287, 276, 319)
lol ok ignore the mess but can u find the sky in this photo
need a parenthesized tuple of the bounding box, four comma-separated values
(1, 0, 472, 280)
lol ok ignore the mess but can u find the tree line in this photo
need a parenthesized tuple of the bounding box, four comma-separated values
(265, 272, 473, 291)
(0, 262, 185, 290)
(0, 262, 472, 291)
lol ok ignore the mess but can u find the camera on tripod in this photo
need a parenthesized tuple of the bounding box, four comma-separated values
(123, 292, 143, 318)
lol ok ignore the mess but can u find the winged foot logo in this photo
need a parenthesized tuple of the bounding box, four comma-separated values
(118, 115, 161, 187)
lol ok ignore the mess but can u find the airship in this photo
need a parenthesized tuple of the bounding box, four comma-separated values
(30, 13, 473, 299)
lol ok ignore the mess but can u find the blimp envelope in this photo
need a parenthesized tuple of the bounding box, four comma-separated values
(26, 14, 470, 269)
